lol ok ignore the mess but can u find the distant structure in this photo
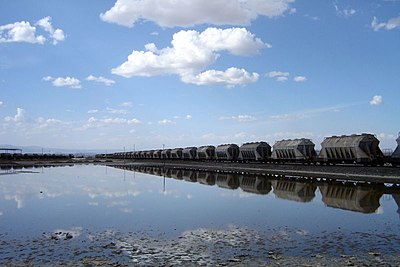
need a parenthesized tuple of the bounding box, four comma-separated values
(0, 148, 22, 154)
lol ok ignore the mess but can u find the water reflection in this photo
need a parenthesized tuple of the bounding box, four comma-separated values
(272, 180, 316, 202)
(112, 164, 397, 214)
(319, 183, 384, 213)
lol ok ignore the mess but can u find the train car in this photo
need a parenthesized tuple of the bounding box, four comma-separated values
(197, 145, 215, 160)
(215, 144, 240, 161)
(161, 149, 171, 159)
(239, 141, 271, 162)
(139, 151, 147, 159)
(145, 150, 154, 159)
(170, 148, 183, 159)
(271, 139, 316, 163)
(153, 149, 162, 159)
(319, 134, 384, 165)
(182, 147, 197, 160)
(392, 134, 400, 166)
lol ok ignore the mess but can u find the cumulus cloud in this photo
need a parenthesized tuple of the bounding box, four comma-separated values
(0, 101, 3, 106)
(293, 76, 307, 82)
(0, 21, 45, 44)
(36, 16, 65, 45)
(43, 76, 81, 89)
(267, 71, 289, 82)
(87, 109, 99, 114)
(100, 0, 295, 28)
(112, 27, 267, 86)
(4, 108, 25, 123)
(86, 75, 115, 86)
(186, 115, 192, 119)
(0, 17, 65, 45)
(371, 16, 400, 31)
(181, 67, 259, 87)
(370, 95, 383, 106)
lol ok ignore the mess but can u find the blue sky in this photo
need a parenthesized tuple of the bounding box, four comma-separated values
(0, 0, 399, 151)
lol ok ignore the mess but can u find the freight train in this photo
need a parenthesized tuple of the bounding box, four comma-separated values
(97, 133, 400, 166)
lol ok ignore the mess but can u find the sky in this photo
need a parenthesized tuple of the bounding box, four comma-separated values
(0, 0, 399, 152)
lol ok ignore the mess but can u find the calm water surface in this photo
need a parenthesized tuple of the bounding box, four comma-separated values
(1, 164, 400, 264)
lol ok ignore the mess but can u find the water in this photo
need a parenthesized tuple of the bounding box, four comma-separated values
(0, 164, 399, 264)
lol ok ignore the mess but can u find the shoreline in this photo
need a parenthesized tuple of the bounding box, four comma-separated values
(1, 159, 400, 184)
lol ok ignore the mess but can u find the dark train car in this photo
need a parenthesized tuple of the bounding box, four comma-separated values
(170, 148, 183, 159)
(182, 147, 197, 160)
(197, 145, 215, 160)
(239, 141, 271, 162)
(215, 144, 240, 161)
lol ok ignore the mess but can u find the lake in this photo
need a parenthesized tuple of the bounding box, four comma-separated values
(1, 164, 399, 266)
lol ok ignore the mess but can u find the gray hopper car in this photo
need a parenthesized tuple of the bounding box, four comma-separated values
(153, 149, 162, 159)
(170, 148, 183, 159)
(146, 150, 155, 159)
(182, 147, 197, 160)
(319, 133, 384, 165)
(271, 139, 316, 162)
(197, 145, 216, 160)
(392, 134, 400, 166)
(239, 142, 271, 162)
(216, 144, 240, 161)
(161, 149, 171, 159)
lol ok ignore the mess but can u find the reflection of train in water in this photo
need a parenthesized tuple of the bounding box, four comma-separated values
(112, 165, 396, 214)
(99, 133, 400, 166)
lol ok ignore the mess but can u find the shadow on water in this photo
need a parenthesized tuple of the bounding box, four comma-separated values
(111, 164, 398, 215)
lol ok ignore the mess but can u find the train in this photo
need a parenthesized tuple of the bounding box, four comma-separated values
(96, 133, 400, 166)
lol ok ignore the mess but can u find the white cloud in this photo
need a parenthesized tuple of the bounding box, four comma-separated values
(304, 14, 319, 21)
(158, 119, 175, 125)
(87, 109, 99, 114)
(36, 16, 65, 45)
(334, 4, 356, 18)
(181, 67, 259, 87)
(43, 76, 82, 89)
(343, 9, 356, 17)
(293, 76, 307, 82)
(0, 17, 65, 45)
(370, 95, 383, 106)
(120, 102, 133, 107)
(86, 75, 115, 86)
(270, 105, 344, 121)
(220, 114, 257, 122)
(84, 117, 141, 128)
(106, 107, 128, 114)
(0, 101, 3, 106)
(0, 21, 45, 44)
(267, 70, 289, 82)
(186, 115, 192, 120)
(112, 27, 266, 86)
(371, 16, 400, 31)
(276, 76, 288, 82)
(101, 0, 295, 28)
(4, 108, 25, 123)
